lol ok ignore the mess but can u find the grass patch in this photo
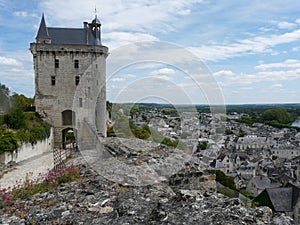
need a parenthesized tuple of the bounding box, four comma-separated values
(218, 187, 236, 198)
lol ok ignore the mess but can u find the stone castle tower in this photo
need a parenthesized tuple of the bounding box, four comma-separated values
(30, 14, 108, 148)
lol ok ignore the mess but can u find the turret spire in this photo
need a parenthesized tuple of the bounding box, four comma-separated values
(36, 13, 51, 43)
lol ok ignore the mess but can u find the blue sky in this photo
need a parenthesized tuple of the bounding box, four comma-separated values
(0, 0, 300, 104)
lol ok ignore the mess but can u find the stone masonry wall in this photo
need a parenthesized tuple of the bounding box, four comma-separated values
(30, 43, 108, 147)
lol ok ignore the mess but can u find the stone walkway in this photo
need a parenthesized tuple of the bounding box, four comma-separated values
(0, 151, 54, 189)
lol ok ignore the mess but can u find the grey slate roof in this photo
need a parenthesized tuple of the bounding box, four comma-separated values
(36, 14, 49, 39)
(47, 28, 86, 45)
(36, 14, 101, 45)
(267, 187, 293, 212)
(252, 176, 271, 189)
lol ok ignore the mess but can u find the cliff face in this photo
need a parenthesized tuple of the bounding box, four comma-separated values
(0, 138, 295, 224)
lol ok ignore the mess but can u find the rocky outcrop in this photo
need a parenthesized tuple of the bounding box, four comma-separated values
(0, 138, 295, 224)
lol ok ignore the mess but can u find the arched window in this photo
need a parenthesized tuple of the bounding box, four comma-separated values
(62, 110, 75, 126)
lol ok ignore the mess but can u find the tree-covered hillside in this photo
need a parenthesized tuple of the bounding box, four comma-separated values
(0, 83, 50, 154)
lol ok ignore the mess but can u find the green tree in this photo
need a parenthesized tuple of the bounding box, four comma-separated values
(106, 101, 112, 118)
(4, 109, 26, 129)
(0, 83, 10, 113)
(10, 94, 34, 110)
(0, 130, 19, 153)
(261, 108, 294, 124)
(65, 131, 75, 141)
(198, 141, 208, 150)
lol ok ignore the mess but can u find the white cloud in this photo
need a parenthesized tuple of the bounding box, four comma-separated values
(0, 51, 34, 96)
(122, 74, 136, 79)
(150, 68, 176, 76)
(177, 9, 191, 16)
(189, 29, 300, 61)
(13, 11, 38, 18)
(255, 59, 300, 70)
(292, 46, 300, 51)
(110, 77, 125, 82)
(104, 32, 159, 49)
(219, 69, 300, 86)
(277, 21, 297, 29)
(40, 0, 203, 33)
(133, 63, 163, 70)
(270, 83, 283, 89)
(14, 11, 28, 17)
(213, 70, 234, 77)
(239, 87, 254, 90)
(296, 19, 300, 24)
(258, 26, 275, 33)
(109, 73, 136, 82)
(154, 75, 173, 81)
(0, 56, 21, 66)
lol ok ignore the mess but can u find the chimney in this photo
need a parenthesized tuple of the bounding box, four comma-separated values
(83, 21, 89, 44)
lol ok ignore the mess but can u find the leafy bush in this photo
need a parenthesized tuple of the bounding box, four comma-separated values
(0, 115, 4, 126)
(15, 129, 31, 143)
(0, 86, 51, 152)
(132, 127, 150, 139)
(111, 112, 188, 150)
(0, 130, 19, 154)
(28, 122, 51, 145)
(0, 112, 50, 151)
(198, 141, 208, 150)
(216, 170, 236, 190)
(4, 109, 26, 129)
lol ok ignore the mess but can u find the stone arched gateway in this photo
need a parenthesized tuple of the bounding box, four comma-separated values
(62, 127, 76, 149)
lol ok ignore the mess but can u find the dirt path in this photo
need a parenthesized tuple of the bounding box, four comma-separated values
(0, 151, 54, 189)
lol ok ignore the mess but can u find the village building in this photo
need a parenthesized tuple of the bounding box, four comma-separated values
(236, 135, 270, 151)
